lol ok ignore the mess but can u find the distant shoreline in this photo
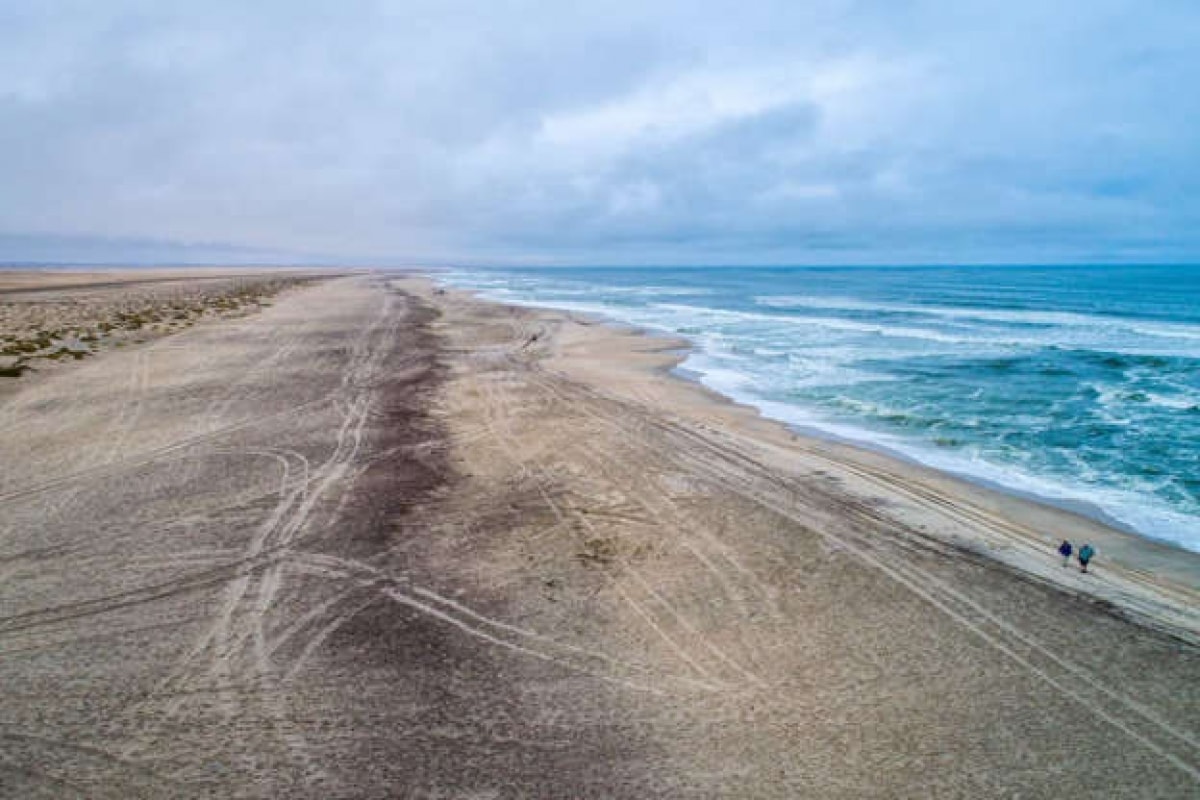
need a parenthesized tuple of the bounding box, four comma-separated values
(4, 268, 1197, 796)
(432, 268, 1200, 556)
(421, 272, 1200, 642)
(674, 360, 1166, 546)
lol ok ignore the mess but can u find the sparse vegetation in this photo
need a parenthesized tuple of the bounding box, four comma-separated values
(0, 274, 317, 381)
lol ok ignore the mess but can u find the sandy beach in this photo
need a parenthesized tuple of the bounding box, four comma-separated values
(1, 270, 1197, 798)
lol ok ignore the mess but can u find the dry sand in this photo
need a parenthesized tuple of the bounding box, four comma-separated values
(0, 270, 1197, 798)
(0, 269, 339, 392)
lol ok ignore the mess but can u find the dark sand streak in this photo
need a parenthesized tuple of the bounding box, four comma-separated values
(1, 272, 1197, 798)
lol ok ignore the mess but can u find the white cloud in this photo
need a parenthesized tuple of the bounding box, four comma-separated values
(0, 0, 1198, 264)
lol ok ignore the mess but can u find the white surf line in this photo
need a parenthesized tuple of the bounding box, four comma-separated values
(720, 479, 1200, 782)
(672, 421, 1200, 766)
(845, 508, 1200, 755)
(688, 396, 1199, 627)
(808, 445, 1200, 635)
(838, 502, 1200, 753)
(577, 373, 1199, 747)
(641, 404, 1200, 752)
(680, 423, 1200, 757)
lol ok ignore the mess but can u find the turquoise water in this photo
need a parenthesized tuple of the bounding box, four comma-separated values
(442, 266, 1200, 552)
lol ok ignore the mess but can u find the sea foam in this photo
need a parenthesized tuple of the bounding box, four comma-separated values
(444, 265, 1200, 552)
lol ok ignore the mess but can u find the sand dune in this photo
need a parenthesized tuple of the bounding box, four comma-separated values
(0, 271, 1197, 797)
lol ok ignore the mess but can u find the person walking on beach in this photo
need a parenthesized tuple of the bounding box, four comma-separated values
(1078, 543, 1095, 574)
(1058, 540, 1073, 567)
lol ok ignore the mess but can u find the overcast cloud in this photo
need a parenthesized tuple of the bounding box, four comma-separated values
(1, 0, 1198, 264)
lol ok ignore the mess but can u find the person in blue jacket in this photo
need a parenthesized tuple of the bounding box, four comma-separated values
(1078, 543, 1095, 573)
(1058, 540, 1073, 567)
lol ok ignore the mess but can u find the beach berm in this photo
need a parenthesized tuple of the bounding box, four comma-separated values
(0, 269, 1197, 798)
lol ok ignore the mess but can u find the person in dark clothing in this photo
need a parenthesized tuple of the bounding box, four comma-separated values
(1058, 540, 1073, 567)
(1078, 543, 1095, 573)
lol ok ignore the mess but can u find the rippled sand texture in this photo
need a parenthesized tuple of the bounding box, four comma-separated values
(0, 271, 1197, 798)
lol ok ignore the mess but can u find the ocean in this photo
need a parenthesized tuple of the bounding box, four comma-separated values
(440, 265, 1200, 553)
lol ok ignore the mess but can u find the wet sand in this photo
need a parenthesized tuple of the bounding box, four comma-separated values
(0, 270, 1197, 797)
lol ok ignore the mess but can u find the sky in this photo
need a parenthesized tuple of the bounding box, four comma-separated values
(1, 0, 1199, 266)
